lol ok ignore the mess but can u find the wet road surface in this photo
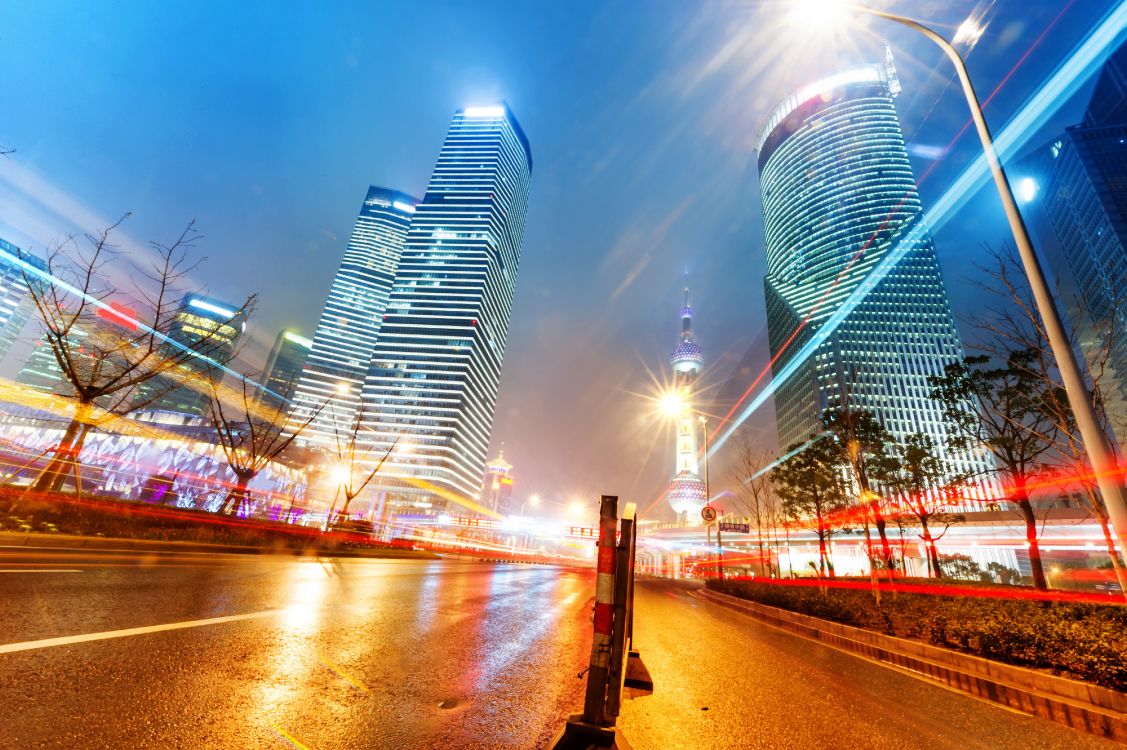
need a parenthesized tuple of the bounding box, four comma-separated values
(0, 547, 1117, 749)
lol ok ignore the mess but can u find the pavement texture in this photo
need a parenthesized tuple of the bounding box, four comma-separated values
(0, 547, 1119, 749)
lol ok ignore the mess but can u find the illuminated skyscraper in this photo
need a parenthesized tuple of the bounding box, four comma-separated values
(0, 239, 47, 362)
(143, 295, 247, 416)
(757, 56, 989, 484)
(1019, 43, 1127, 442)
(360, 104, 532, 512)
(666, 288, 708, 521)
(290, 187, 418, 444)
(260, 329, 312, 412)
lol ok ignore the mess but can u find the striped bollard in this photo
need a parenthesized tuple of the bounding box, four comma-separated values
(582, 494, 619, 726)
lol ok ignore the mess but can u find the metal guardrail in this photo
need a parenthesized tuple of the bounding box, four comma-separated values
(550, 495, 653, 749)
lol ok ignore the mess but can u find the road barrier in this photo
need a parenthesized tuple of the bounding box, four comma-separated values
(550, 495, 653, 750)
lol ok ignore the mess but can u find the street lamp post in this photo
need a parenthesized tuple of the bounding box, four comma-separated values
(806, 2, 1127, 566)
(700, 414, 722, 579)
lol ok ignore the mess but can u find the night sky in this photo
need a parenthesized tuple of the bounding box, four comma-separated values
(0, 0, 1121, 520)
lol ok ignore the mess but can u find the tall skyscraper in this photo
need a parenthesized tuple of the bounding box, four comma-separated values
(142, 294, 247, 416)
(0, 239, 47, 362)
(1020, 43, 1127, 441)
(260, 329, 312, 412)
(360, 104, 532, 512)
(756, 56, 989, 484)
(290, 187, 418, 445)
(666, 288, 708, 521)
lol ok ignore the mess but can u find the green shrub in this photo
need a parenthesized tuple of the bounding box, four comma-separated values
(707, 578, 1127, 690)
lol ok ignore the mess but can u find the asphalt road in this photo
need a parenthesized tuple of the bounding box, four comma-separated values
(0, 546, 1117, 749)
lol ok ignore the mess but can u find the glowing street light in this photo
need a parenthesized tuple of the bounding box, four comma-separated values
(658, 389, 684, 418)
(786, 0, 1127, 587)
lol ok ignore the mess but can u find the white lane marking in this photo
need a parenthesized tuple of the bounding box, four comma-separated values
(0, 569, 83, 573)
(0, 609, 288, 654)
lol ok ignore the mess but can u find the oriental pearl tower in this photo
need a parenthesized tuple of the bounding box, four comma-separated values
(666, 288, 708, 523)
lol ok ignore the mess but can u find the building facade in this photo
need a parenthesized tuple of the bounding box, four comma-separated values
(289, 187, 418, 445)
(142, 295, 247, 416)
(0, 239, 47, 363)
(260, 329, 312, 412)
(666, 289, 708, 521)
(756, 57, 991, 490)
(360, 104, 533, 513)
(1023, 43, 1127, 443)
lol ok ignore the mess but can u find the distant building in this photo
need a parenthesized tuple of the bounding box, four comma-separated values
(1018, 43, 1127, 443)
(756, 54, 991, 490)
(141, 295, 247, 416)
(289, 187, 418, 446)
(16, 301, 140, 394)
(0, 239, 48, 362)
(361, 104, 533, 514)
(482, 450, 514, 514)
(260, 330, 312, 412)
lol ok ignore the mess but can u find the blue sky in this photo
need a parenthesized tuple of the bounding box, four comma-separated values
(0, 0, 1122, 517)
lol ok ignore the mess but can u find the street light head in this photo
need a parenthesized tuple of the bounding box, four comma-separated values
(335, 382, 351, 396)
(529, 494, 541, 507)
(330, 463, 350, 486)
(790, 0, 849, 30)
(952, 17, 986, 47)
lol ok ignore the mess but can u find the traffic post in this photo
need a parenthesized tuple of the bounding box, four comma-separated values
(550, 495, 652, 750)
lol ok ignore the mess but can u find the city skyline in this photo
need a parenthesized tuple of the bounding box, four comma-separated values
(0, 1, 1121, 516)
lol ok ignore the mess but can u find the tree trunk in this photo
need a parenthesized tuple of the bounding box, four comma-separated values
(222, 474, 253, 516)
(919, 515, 943, 578)
(817, 528, 828, 577)
(33, 406, 93, 493)
(873, 509, 894, 571)
(1014, 490, 1047, 589)
(1094, 507, 1127, 601)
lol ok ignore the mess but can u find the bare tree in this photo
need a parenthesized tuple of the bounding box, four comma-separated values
(209, 373, 325, 515)
(974, 245, 1127, 595)
(326, 403, 399, 527)
(731, 429, 781, 577)
(20, 218, 255, 493)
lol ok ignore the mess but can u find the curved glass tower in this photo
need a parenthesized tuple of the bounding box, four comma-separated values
(290, 186, 418, 445)
(757, 58, 990, 487)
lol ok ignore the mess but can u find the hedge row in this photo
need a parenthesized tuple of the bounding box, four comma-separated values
(707, 578, 1127, 691)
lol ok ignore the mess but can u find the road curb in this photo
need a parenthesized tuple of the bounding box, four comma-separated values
(0, 531, 438, 560)
(697, 588, 1127, 744)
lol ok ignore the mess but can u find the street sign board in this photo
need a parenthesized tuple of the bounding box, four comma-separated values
(700, 506, 717, 523)
(719, 522, 750, 534)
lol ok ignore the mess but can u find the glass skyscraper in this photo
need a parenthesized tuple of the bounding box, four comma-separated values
(359, 104, 532, 511)
(0, 239, 47, 363)
(290, 186, 418, 445)
(757, 57, 990, 486)
(141, 294, 247, 416)
(260, 329, 312, 412)
(1024, 43, 1127, 441)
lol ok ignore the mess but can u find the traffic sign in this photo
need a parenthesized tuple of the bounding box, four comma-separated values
(719, 522, 750, 534)
(700, 506, 717, 523)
